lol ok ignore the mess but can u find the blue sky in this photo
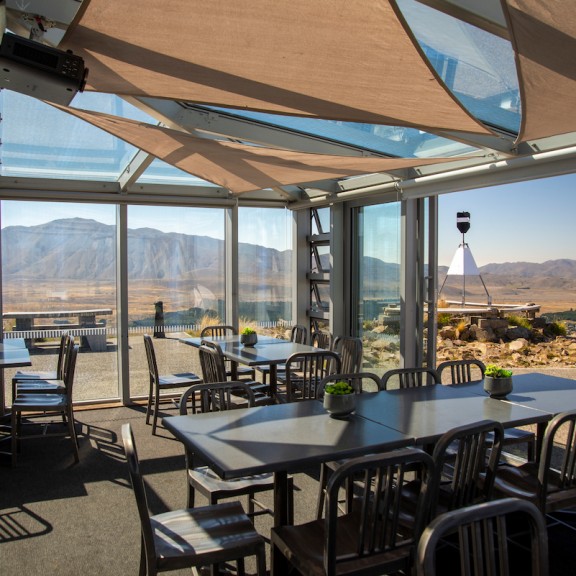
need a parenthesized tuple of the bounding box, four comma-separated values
(438, 173, 575, 266)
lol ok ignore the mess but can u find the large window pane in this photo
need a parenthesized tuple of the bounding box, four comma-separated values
(355, 203, 401, 373)
(238, 207, 292, 330)
(127, 206, 225, 399)
(1, 201, 118, 403)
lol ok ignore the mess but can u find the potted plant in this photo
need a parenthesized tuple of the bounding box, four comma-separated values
(323, 380, 356, 418)
(240, 326, 258, 347)
(483, 364, 513, 398)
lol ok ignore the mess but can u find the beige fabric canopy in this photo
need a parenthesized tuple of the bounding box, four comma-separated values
(55, 104, 465, 194)
(503, 0, 576, 142)
(63, 0, 490, 135)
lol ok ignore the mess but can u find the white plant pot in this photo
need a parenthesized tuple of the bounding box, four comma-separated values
(323, 393, 356, 418)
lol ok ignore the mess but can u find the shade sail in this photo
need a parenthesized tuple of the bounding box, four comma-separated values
(54, 104, 466, 194)
(503, 0, 576, 142)
(62, 0, 491, 135)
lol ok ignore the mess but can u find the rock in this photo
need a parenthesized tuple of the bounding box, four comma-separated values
(509, 338, 529, 352)
(506, 326, 531, 340)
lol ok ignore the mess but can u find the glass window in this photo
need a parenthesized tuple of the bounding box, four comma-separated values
(127, 206, 225, 399)
(237, 207, 292, 330)
(354, 202, 401, 373)
(1, 201, 118, 403)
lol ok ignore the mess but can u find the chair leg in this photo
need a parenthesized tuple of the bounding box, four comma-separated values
(11, 408, 18, 466)
(187, 481, 196, 509)
(145, 378, 154, 425)
(139, 535, 147, 576)
(255, 543, 267, 576)
(67, 406, 80, 464)
(316, 462, 328, 519)
(152, 387, 160, 435)
(527, 438, 535, 462)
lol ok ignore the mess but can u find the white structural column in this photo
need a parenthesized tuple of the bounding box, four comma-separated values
(225, 205, 239, 329)
(117, 204, 130, 404)
(330, 203, 346, 338)
(293, 209, 309, 329)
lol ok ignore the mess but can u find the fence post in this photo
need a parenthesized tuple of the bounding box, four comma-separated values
(154, 301, 165, 338)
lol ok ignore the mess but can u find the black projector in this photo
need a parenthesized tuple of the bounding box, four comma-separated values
(0, 32, 88, 105)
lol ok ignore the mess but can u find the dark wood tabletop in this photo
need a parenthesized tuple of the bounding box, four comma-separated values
(354, 384, 551, 446)
(164, 399, 412, 526)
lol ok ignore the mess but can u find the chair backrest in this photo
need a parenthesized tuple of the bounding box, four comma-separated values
(179, 381, 255, 414)
(121, 423, 157, 571)
(324, 448, 435, 576)
(331, 336, 363, 374)
(537, 409, 576, 512)
(431, 419, 504, 518)
(416, 498, 549, 576)
(290, 324, 308, 344)
(284, 351, 341, 402)
(143, 334, 159, 384)
(56, 333, 72, 379)
(319, 372, 383, 395)
(198, 340, 228, 383)
(63, 344, 79, 396)
(200, 324, 236, 338)
(310, 330, 332, 350)
(381, 367, 440, 390)
(436, 359, 486, 385)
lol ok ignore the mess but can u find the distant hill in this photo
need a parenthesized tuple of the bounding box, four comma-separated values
(3, 218, 575, 290)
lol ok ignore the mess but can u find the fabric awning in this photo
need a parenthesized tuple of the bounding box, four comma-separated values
(55, 104, 467, 194)
(62, 0, 491, 135)
(503, 0, 576, 142)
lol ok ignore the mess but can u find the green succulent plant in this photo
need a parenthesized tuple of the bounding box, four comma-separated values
(485, 364, 513, 378)
(324, 381, 354, 395)
(240, 326, 256, 335)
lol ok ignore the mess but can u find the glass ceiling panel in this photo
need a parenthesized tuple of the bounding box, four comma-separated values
(0, 91, 148, 180)
(207, 106, 479, 158)
(138, 158, 219, 187)
(396, 0, 520, 134)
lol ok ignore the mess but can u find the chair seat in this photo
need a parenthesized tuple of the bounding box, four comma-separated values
(188, 466, 275, 499)
(494, 463, 576, 512)
(151, 502, 264, 570)
(13, 370, 58, 381)
(158, 372, 201, 388)
(272, 508, 414, 575)
(12, 393, 70, 410)
(16, 379, 66, 394)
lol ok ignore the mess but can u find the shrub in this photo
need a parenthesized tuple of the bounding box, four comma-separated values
(437, 313, 452, 328)
(506, 314, 531, 329)
(549, 321, 567, 336)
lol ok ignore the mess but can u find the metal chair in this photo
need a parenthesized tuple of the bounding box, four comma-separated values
(121, 423, 267, 576)
(437, 359, 536, 461)
(381, 366, 440, 389)
(276, 350, 341, 403)
(179, 382, 292, 521)
(11, 333, 73, 398)
(255, 323, 307, 385)
(272, 448, 436, 576)
(315, 371, 384, 518)
(143, 334, 201, 434)
(11, 344, 80, 465)
(416, 498, 549, 576)
(310, 330, 332, 350)
(200, 324, 256, 379)
(331, 335, 363, 374)
(492, 409, 576, 516)
(198, 340, 270, 403)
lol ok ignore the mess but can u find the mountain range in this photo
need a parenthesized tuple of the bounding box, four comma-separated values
(2, 217, 575, 284)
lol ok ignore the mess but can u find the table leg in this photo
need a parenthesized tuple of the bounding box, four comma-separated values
(273, 470, 290, 527)
(536, 421, 547, 463)
(269, 365, 278, 398)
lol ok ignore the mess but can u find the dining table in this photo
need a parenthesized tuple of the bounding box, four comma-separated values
(179, 334, 327, 397)
(163, 398, 413, 527)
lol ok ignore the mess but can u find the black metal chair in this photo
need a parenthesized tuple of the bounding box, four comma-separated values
(437, 359, 536, 461)
(11, 344, 80, 465)
(276, 350, 341, 403)
(310, 330, 332, 350)
(272, 448, 436, 576)
(121, 423, 267, 576)
(255, 323, 307, 385)
(198, 340, 270, 403)
(416, 498, 549, 576)
(11, 333, 74, 398)
(315, 372, 384, 518)
(381, 366, 440, 390)
(179, 382, 291, 521)
(200, 324, 256, 379)
(331, 335, 363, 374)
(492, 409, 576, 516)
(143, 334, 201, 434)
